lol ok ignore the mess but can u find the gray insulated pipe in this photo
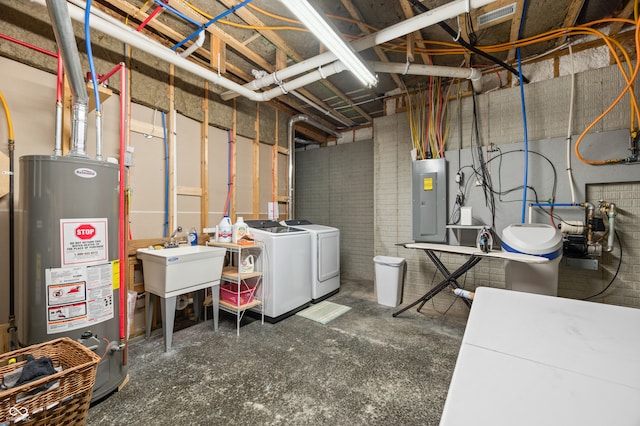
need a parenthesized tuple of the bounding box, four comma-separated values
(288, 115, 340, 219)
(46, 0, 89, 157)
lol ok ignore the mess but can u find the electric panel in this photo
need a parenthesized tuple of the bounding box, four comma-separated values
(412, 158, 447, 242)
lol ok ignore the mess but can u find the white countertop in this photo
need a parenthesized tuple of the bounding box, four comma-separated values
(440, 287, 640, 426)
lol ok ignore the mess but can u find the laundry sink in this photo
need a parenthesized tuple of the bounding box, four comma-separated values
(137, 245, 227, 351)
(137, 245, 226, 297)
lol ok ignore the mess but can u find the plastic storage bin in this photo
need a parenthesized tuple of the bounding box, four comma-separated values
(220, 282, 256, 306)
(373, 256, 406, 307)
(501, 223, 563, 296)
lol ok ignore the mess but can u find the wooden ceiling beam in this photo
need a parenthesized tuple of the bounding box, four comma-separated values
(97, 0, 338, 130)
(557, 0, 586, 45)
(399, 0, 433, 66)
(506, 0, 525, 64)
(610, 0, 636, 35)
(341, 0, 404, 90)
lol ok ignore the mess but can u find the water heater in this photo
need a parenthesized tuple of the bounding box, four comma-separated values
(19, 155, 127, 401)
(412, 158, 447, 243)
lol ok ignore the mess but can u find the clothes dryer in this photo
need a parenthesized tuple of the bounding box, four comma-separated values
(282, 219, 340, 302)
(245, 220, 312, 322)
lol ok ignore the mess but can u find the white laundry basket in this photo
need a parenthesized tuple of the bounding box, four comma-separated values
(373, 256, 406, 307)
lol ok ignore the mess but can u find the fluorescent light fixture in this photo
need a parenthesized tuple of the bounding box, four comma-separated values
(281, 0, 377, 87)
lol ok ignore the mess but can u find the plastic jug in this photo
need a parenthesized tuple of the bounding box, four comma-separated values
(240, 255, 254, 273)
(188, 226, 198, 246)
(218, 216, 232, 243)
(232, 216, 248, 243)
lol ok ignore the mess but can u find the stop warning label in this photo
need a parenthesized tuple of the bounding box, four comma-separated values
(60, 218, 108, 266)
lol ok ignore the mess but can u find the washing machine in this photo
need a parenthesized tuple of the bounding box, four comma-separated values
(282, 219, 341, 303)
(245, 220, 312, 323)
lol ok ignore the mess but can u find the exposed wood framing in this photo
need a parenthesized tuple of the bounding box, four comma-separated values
(341, 0, 404, 90)
(399, 0, 433, 66)
(98, 0, 342, 129)
(210, 36, 226, 74)
(610, 0, 636, 35)
(177, 186, 202, 197)
(215, 0, 371, 124)
(557, 0, 585, 45)
(506, 0, 525, 64)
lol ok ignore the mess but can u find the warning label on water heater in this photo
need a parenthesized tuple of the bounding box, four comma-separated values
(60, 218, 108, 266)
(45, 263, 114, 334)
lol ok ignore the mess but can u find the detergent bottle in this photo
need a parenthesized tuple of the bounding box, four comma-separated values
(232, 216, 248, 243)
(218, 216, 233, 243)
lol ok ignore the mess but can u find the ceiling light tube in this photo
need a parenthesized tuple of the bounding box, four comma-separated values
(280, 0, 377, 87)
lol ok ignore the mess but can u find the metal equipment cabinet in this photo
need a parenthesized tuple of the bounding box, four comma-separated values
(209, 242, 264, 335)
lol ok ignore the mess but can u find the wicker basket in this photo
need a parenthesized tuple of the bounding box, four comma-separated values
(0, 337, 100, 425)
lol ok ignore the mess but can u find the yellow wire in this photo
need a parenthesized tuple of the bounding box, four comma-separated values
(0, 90, 15, 141)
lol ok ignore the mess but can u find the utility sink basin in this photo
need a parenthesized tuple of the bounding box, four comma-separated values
(137, 245, 227, 351)
(137, 245, 226, 296)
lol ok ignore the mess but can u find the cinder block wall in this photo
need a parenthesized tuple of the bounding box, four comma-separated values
(375, 63, 640, 317)
(295, 140, 374, 280)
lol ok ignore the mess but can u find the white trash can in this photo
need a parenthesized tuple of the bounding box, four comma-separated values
(501, 223, 563, 296)
(373, 256, 406, 307)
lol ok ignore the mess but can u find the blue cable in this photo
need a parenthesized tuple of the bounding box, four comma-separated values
(85, 0, 100, 113)
(172, 0, 254, 51)
(152, 0, 203, 27)
(517, 0, 529, 223)
(162, 111, 169, 238)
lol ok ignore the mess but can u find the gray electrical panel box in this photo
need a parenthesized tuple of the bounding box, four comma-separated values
(412, 158, 447, 243)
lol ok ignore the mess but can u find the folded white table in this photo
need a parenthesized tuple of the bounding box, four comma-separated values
(440, 287, 640, 425)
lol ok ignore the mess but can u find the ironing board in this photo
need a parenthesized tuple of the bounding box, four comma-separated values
(393, 242, 548, 317)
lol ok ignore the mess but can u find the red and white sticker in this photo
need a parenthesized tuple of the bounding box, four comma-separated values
(60, 218, 108, 266)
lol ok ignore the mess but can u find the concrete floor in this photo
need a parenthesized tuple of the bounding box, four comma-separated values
(87, 279, 468, 425)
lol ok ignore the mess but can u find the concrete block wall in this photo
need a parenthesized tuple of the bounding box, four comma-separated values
(375, 63, 640, 317)
(295, 140, 374, 280)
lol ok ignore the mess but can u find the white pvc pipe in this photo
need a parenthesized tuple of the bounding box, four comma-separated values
(371, 62, 482, 92)
(179, 30, 205, 58)
(221, 0, 497, 100)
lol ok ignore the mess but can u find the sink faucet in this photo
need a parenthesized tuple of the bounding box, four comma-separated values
(165, 226, 183, 248)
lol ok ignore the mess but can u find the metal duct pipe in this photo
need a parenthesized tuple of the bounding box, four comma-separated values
(288, 115, 340, 218)
(45, 0, 89, 158)
(221, 0, 497, 100)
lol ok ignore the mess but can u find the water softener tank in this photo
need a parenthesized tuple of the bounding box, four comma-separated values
(501, 223, 563, 296)
(18, 155, 127, 401)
